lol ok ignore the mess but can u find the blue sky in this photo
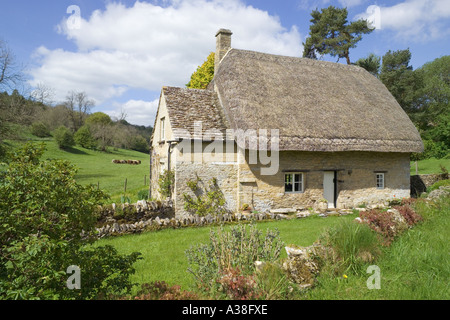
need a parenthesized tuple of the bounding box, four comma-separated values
(1, 0, 449, 126)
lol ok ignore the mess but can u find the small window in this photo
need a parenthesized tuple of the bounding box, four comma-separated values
(285, 173, 304, 193)
(160, 117, 165, 141)
(376, 173, 385, 189)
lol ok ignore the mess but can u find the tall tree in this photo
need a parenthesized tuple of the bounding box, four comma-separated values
(186, 52, 215, 89)
(303, 6, 373, 65)
(0, 40, 23, 90)
(379, 49, 423, 116)
(355, 53, 381, 77)
(64, 91, 95, 131)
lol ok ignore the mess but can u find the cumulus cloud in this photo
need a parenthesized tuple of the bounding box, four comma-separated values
(105, 99, 160, 127)
(28, 0, 302, 119)
(356, 0, 450, 41)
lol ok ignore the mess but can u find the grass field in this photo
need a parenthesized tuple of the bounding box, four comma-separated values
(3, 137, 150, 203)
(96, 195, 449, 300)
(94, 214, 357, 291)
(410, 157, 450, 175)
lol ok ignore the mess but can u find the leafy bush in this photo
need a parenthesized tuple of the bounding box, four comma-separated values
(74, 125, 96, 149)
(30, 122, 51, 138)
(185, 223, 284, 294)
(0, 143, 141, 299)
(393, 205, 423, 226)
(359, 209, 399, 246)
(217, 267, 261, 300)
(53, 126, 75, 149)
(183, 176, 228, 216)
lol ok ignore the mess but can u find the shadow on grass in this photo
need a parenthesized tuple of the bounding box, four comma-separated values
(62, 146, 90, 155)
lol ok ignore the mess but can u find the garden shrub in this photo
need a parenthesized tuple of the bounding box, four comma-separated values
(185, 223, 284, 295)
(393, 205, 423, 226)
(217, 267, 261, 300)
(0, 143, 141, 300)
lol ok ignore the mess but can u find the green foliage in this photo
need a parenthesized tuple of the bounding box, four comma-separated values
(355, 53, 381, 76)
(380, 49, 423, 115)
(255, 262, 293, 300)
(53, 126, 75, 149)
(85, 112, 113, 126)
(186, 52, 215, 89)
(319, 220, 381, 275)
(303, 6, 373, 64)
(137, 189, 149, 200)
(0, 143, 141, 299)
(411, 139, 449, 161)
(158, 169, 175, 199)
(30, 122, 51, 138)
(185, 223, 284, 293)
(74, 125, 96, 149)
(427, 179, 450, 192)
(183, 176, 227, 216)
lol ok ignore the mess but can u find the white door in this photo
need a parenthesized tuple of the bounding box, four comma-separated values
(323, 171, 335, 208)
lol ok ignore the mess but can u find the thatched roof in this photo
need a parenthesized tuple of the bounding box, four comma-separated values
(213, 49, 424, 153)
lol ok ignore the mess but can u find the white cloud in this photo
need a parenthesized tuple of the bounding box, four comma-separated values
(105, 99, 159, 127)
(28, 0, 302, 110)
(356, 0, 450, 41)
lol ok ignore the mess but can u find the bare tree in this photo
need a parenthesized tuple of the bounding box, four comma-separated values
(31, 82, 55, 105)
(64, 90, 95, 131)
(0, 40, 24, 90)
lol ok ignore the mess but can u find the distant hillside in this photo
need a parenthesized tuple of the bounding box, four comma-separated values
(2, 137, 150, 204)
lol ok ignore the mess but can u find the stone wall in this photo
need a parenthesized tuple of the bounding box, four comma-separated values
(240, 151, 411, 211)
(94, 200, 287, 238)
(174, 161, 238, 217)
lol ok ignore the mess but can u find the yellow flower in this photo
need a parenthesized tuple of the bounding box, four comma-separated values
(343, 274, 348, 279)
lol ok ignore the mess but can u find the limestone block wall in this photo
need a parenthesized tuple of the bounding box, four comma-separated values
(174, 161, 238, 217)
(239, 151, 411, 211)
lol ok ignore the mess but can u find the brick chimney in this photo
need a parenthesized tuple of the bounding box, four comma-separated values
(215, 29, 232, 75)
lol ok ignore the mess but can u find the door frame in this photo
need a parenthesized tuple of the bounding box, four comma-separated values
(323, 171, 338, 208)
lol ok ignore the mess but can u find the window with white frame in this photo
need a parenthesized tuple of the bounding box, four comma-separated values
(285, 173, 304, 193)
(376, 173, 385, 189)
(160, 117, 165, 141)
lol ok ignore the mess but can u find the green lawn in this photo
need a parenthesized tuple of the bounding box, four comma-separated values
(305, 196, 450, 300)
(94, 214, 357, 291)
(410, 157, 450, 175)
(3, 138, 150, 203)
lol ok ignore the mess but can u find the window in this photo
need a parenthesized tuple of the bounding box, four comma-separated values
(160, 117, 165, 141)
(376, 173, 384, 189)
(285, 173, 304, 193)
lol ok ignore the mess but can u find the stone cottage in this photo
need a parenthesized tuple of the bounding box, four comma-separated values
(150, 29, 424, 217)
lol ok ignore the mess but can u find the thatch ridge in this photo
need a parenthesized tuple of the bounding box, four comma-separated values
(213, 49, 424, 153)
